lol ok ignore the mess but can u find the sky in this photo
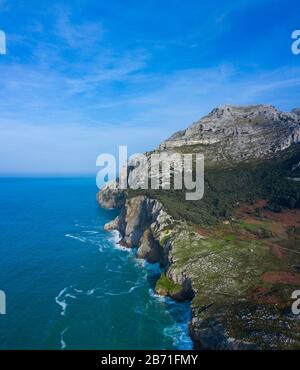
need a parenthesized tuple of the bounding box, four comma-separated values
(0, 0, 300, 175)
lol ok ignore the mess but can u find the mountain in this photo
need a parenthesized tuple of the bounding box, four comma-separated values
(160, 104, 300, 162)
(98, 105, 300, 349)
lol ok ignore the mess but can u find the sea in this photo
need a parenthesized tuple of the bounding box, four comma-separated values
(0, 177, 192, 349)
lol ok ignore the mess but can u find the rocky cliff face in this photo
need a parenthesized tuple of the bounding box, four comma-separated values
(97, 104, 300, 349)
(102, 194, 196, 301)
(160, 105, 300, 162)
(96, 181, 125, 209)
(104, 195, 171, 267)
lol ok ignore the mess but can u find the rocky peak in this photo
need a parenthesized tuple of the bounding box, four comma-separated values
(292, 108, 300, 117)
(159, 104, 300, 163)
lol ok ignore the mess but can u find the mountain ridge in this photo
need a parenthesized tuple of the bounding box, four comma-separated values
(159, 104, 300, 163)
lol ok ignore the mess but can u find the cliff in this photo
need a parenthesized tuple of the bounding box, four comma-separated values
(98, 105, 300, 349)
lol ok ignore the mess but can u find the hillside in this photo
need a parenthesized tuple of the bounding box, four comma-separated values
(98, 105, 300, 349)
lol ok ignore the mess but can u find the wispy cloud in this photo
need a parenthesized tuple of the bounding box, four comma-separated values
(54, 7, 104, 49)
(1, 0, 299, 174)
(64, 50, 148, 95)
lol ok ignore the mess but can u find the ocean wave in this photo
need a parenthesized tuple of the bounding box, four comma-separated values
(65, 232, 111, 253)
(104, 284, 142, 296)
(148, 288, 166, 302)
(108, 231, 131, 253)
(82, 230, 99, 235)
(65, 234, 87, 243)
(163, 324, 193, 350)
(109, 230, 121, 243)
(113, 244, 129, 252)
(135, 259, 163, 275)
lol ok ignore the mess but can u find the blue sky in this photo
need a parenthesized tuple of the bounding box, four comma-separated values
(0, 0, 300, 175)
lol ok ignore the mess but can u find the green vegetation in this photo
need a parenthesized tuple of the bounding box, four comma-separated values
(224, 234, 236, 242)
(236, 220, 272, 238)
(155, 273, 182, 295)
(128, 144, 300, 226)
(160, 233, 171, 246)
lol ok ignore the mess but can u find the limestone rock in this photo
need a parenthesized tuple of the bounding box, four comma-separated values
(159, 105, 300, 163)
(137, 229, 165, 265)
(97, 180, 125, 209)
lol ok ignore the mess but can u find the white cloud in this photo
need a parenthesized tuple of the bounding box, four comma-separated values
(55, 7, 104, 49)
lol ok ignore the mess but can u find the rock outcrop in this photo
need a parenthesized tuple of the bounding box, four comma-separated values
(97, 180, 125, 209)
(102, 195, 171, 267)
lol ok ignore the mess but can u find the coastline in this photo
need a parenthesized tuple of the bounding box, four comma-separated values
(99, 191, 197, 349)
(105, 223, 194, 350)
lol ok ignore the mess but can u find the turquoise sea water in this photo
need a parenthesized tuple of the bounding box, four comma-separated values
(0, 177, 192, 349)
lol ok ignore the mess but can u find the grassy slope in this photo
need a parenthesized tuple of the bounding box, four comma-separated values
(128, 144, 300, 226)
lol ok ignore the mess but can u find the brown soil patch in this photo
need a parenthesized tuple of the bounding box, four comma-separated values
(268, 243, 286, 260)
(263, 209, 300, 228)
(236, 199, 268, 216)
(251, 287, 282, 305)
(261, 271, 300, 285)
(195, 227, 212, 237)
(236, 200, 300, 228)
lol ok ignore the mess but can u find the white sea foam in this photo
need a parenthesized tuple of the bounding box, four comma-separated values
(148, 288, 166, 302)
(135, 259, 162, 275)
(114, 244, 129, 252)
(55, 287, 68, 316)
(163, 324, 193, 350)
(74, 223, 90, 228)
(86, 288, 96, 295)
(108, 231, 131, 252)
(55, 286, 78, 316)
(82, 230, 99, 235)
(108, 230, 133, 253)
(104, 284, 141, 296)
(73, 287, 101, 296)
(65, 293, 77, 299)
(60, 327, 68, 350)
(65, 234, 87, 243)
(110, 230, 121, 242)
